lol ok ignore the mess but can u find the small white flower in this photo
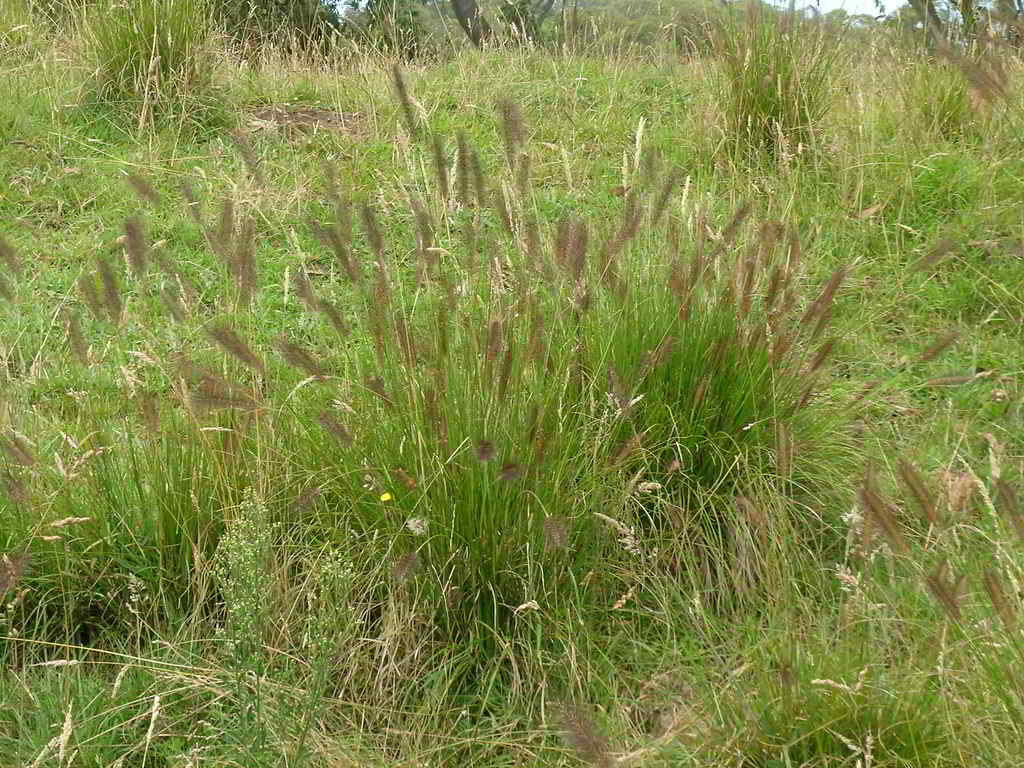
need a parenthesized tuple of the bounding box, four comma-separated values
(841, 505, 862, 529)
(50, 517, 91, 528)
(834, 564, 860, 594)
(405, 518, 428, 536)
(594, 512, 644, 558)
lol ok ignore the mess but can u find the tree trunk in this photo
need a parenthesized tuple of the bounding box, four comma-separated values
(908, 0, 947, 39)
(533, 0, 557, 25)
(960, 0, 976, 40)
(450, 0, 493, 47)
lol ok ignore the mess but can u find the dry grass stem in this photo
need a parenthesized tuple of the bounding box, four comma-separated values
(0, 236, 23, 279)
(360, 203, 385, 260)
(982, 569, 1017, 630)
(391, 65, 421, 138)
(95, 255, 123, 323)
(231, 131, 266, 187)
(899, 459, 940, 527)
(498, 99, 525, 171)
(926, 559, 964, 622)
(206, 323, 266, 374)
(122, 215, 149, 277)
(318, 411, 353, 446)
(858, 473, 908, 554)
(916, 331, 959, 364)
(561, 703, 613, 768)
(274, 336, 327, 379)
(2, 433, 37, 467)
(0, 551, 30, 596)
(65, 309, 88, 365)
(126, 173, 161, 205)
(431, 135, 449, 204)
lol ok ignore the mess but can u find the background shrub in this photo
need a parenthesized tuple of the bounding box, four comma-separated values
(898, 58, 982, 141)
(214, 0, 344, 55)
(714, 1, 841, 161)
(347, 0, 425, 59)
(87, 0, 216, 124)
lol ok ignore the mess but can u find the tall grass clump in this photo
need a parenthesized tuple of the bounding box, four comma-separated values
(212, 0, 344, 58)
(713, 1, 840, 161)
(714, 632, 950, 766)
(355, 0, 425, 59)
(0, 0, 37, 59)
(595, 216, 853, 588)
(212, 91, 853, 664)
(895, 57, 981, 142)
(0, 86, 861, 732)
(861, 443, 1024, 746)
(85, 0, 216, 125)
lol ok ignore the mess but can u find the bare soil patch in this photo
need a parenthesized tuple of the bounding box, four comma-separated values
(243, 105, 365, 137)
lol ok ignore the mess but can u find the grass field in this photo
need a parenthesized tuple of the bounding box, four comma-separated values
(2, 1, 1023, 765)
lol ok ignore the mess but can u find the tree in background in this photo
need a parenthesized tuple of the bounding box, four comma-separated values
(214, 0, 344, 52)
(904, 0, 946, 36)
(892, 0, 1024, 44)
(497, 0, 557, 41)
(449, 0, 558, 46)
(991, 0, 1024, 44)
(350, 0, 425, 58)
(449, 0, 493, 46)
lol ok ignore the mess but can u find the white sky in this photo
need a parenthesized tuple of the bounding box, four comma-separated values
(790, 0, 905, 16)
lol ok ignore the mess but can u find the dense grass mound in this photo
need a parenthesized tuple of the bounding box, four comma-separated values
(1, 2, 1023, 765)
(1, 97, 851, 683)
(713, 1, 841, 160)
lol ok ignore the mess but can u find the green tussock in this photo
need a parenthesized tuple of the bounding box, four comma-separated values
(1, 2, 1023, 765)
